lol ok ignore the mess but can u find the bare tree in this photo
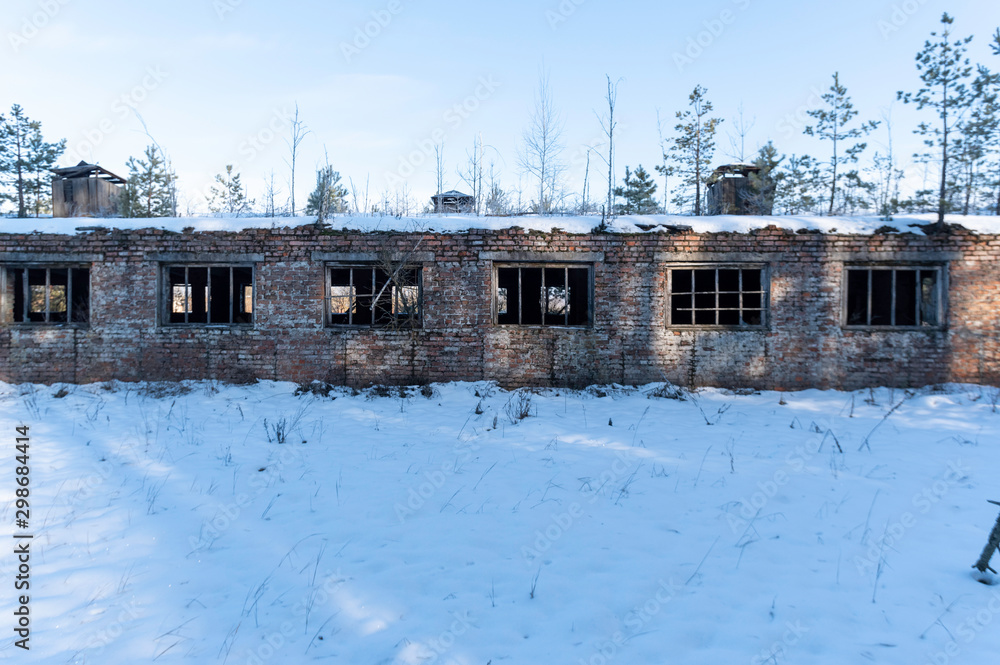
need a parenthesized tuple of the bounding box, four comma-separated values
(518, 72, 566, 214)
(580, 148, 592, 214)
(726, 102, 756, 163)
(594, 75, 623, 220)
(484, 158, 509, 215)
(869, 106, 904, 219)
(284, 103, 311, 216)
(349, 174, 371, 215)
(656, 108, 671, 213)
(459, 133, 485, 215)
(263, 170, 282, 217)
(434, 142, 446, 196)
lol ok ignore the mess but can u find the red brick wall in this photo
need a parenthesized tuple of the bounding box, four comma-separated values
(1, 224, 998, 389)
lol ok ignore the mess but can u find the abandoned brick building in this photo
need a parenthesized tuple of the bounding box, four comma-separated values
(1, 221, 998, 389)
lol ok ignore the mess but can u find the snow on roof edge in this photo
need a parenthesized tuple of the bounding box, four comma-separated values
(3, 213, 1000, 237)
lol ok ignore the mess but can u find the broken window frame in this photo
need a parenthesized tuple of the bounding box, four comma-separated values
(2, 264, 91, 325)
(493, 263, 593, 327)
(161, 264, 255, 326)
(325, 264, 423, 328)
(666, 264, 769, 329)
(842, 264, 944, 329)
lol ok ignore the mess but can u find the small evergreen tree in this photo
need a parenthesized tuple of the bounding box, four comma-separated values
(776, 155, 821, 214)
(305, 166, 348, 222)
(207, 165, 253, 216)
(613, 165, 659, 215)
(25, 121, 65, 217)
(667, 85, 722, 216)
(484, 182, 509, 216)
(122, 145, 175, 218)
(805, 73, 879, 215)
(747, 142, 784, 215)
(898, 13, 977, 228)
(840, 170, 875, 215)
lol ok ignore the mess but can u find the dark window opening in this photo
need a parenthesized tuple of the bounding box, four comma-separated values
(7, 266, 89, 324)
(670, 267, 765, 327)
(845, 267, 940, 328)
(166, 266, 253, 325)
(495, 265, 591, 326)
(328, 266, 421, 327)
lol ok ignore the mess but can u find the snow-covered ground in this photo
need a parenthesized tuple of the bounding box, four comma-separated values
(4, 212, 1000, 236)
(3, 380, 1000, 664)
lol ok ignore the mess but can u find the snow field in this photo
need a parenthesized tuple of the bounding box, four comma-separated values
(2, 380, 1000, 664)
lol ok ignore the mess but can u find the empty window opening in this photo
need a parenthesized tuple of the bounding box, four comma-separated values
(8, 266, 89, 324)
(166, 266, 253, 325)
(669, 267, 765, 327)
(328, 266, 421, 327)
(495, 265, 590, 326)
(846, 267, 940, 328)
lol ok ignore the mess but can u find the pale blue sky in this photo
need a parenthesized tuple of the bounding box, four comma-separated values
(2, 0, 997, 214)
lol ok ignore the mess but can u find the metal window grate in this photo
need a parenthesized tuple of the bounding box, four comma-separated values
(669, 267, 765, 327)
(8, 266, 89, 324)
(328, 266, 421, 327)
(845, 267, 940, 328)
(165, 266, 253, 325)
(495, 265, 591, 326)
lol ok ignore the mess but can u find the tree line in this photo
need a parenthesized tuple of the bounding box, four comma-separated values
(1, 13, 997, 223)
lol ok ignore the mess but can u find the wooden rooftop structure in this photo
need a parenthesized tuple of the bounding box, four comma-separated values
(50, 161, 127, 217)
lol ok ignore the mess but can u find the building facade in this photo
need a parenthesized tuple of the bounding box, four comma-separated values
(1, 224, 998, 389)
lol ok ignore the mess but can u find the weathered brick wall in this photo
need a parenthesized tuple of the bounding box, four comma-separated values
(1, 224, 998, 389)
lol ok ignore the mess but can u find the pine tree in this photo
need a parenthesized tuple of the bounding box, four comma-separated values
(305, 166, 348, 222)
(897, 13, 977, 228)
(955, 96, 992, 214)
(207, 165, 253, 216)
(613, 165, 659, 215)
(122, 145, 174, 218)
(668, 85, 722, 216)
(805, 73, 879, 215)
(982, 29, 1000, 216)
(0, 105, 63, 218)
(25, 124, 65, 217)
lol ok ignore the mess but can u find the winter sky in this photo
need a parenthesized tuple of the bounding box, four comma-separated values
(2, 0, 997, 214)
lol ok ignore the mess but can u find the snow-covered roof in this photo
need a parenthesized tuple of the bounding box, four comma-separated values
(431, 190, 473, 198)
(2, 213, 1000, 236)
(49, 161, 127, 184)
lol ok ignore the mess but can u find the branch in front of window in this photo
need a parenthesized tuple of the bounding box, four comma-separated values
(374, 235, 424, 331)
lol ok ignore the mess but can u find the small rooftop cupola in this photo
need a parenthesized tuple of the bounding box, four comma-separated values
(430, 190, 474, 214)
(50, 161, 127, 218)
(705, 164, 772, 216)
